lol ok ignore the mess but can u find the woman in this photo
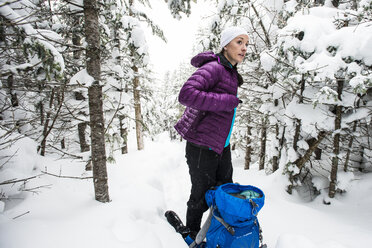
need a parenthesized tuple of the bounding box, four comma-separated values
(174, 26, 249, 239)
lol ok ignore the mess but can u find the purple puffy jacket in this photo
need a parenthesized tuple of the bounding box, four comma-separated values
(174, 51, 240, 154)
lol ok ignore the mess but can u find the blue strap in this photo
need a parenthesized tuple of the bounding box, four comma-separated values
(224, 107, 237, 147)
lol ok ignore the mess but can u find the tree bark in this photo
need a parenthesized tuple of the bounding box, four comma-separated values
(0, 16, 5, 42)
(259, 116, 267, 170)
(293, 119, 301, 151)
(293, 75, 305, 152)
(272, 99, 279, 172)
(329, 77, 344, 198)
(272, 124, 279, 172)
(251, 2, 271, 48)
(129, 0, 144, 151)
(7, 74, 18, 107)
(61, 138, 65, 149)
(78, 122, 90, 152)
(71, 13, 88, 154)
(38, 87, 65, 156)
(306, 138, 322, 160)
(344, 121, 357, 172)
(84, 0, 110, 203)
(288, 130, 327, 194)
(132, 65, 144, 150)
(119, 115, 128, 154)
(295, 131, 327, 170)
(72, 16, 83, 60)
(244, 123, 252, 170)
(39, 90, 44, 125)
(39, 88, 55, 156)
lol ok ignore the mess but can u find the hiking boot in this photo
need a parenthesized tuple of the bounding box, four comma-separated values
(165, 210, 191, 238)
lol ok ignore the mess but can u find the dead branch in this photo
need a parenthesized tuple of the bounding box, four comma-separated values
(47, 145, 84, 160)
(0, 175, 41, 186)
(250, 2, 271, 48)
(104, 85, 124, 134)
(22, 184, 52, 193)
(0, 148, 19, 169)
(41, 171, 93, 180)
(13, 211, 30, 220)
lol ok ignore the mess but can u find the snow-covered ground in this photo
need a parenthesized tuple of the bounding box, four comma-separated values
(1, 132, 371, 248)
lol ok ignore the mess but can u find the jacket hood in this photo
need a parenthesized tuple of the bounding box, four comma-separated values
(190, 51, 218, 68)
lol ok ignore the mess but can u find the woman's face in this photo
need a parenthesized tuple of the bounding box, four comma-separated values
(223, 35, 249, 66)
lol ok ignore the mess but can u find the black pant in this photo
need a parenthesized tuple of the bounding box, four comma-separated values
(185, 141, 233, 233)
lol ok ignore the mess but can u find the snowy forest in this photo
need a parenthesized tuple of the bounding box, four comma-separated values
(1, 0, 372, 247)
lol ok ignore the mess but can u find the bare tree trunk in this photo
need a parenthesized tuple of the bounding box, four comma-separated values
(329, 77, 344, 198)
(0, 16, 5, 42)
(119, 115, 128, 154)
(72, 16, 82, 60)
(39, 99, 44, 125)
(272, 99, 279, 172)
(132, 65, 144, 150)
(363, 115, 372, 170)
(306, 138, 322, 160)
(272, 124, 279, 172)
(287, 131, 327, 194)
(61, 139, 65, 149)
(78, 122, 90, 152)
(293, 119, 301, 151)
(128, 0, 144, 151)
(293, 75, 305, 153)
(295, 131, 327, 170)
(38, 87, 65, 156)
(278, 125, 286, 167)
(344, 121, 357, 172)
(7, 74, 18, 107)
(259, 116, 267, 170)
(251, 2, 271, 48)
(39, 88, 55, 156)
(71, 14, 89, 154)
(84, 0, 110, 203)
(70, 7, 88, 153)
(244, 122, 252, 170)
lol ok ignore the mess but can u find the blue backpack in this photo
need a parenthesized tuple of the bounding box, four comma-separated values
(190, 183, 265, 248)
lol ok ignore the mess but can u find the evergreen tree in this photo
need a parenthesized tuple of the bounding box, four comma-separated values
(166, 0, 195, 19)
(55, 0, 90, 154)
(121, 0, 166, 150)
(0, 0, 64, 154)
(83, 0, 110, 203)
(264, 0, 372, 200)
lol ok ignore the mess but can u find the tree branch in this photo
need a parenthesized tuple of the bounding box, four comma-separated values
(0, 175, 41, 185)
(251, 2, 271, 48)
(47, 144, 84, 159)
(41, 171, 93, 180)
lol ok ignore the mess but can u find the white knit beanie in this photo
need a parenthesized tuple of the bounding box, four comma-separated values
(220, 27, 248, 49)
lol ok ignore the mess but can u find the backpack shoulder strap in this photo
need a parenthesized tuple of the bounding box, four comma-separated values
(212, 208, 235, 235)
(189, 206, 214, 248)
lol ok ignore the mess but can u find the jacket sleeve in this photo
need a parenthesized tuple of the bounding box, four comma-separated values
(178, 64, 239, 112)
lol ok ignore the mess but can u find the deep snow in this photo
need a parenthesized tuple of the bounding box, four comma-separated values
(1, 132, 372, 248)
